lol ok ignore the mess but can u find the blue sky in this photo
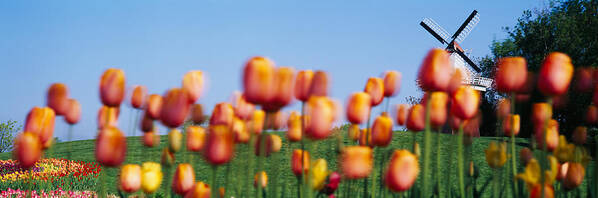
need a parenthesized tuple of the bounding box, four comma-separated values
(0, 0, 544, 140)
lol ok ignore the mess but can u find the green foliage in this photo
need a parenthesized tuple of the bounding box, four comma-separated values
(0, 120, 20, 153)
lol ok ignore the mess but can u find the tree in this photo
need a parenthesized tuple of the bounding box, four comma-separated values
(0, 120, 20, 153)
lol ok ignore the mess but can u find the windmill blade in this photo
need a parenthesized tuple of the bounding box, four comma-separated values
(420, 18, 450, 44)
(455, 50, 481, 72)
(450, 10, 480, 43)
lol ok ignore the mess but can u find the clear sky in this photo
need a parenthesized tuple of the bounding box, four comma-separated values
(0, 0, 545, 141)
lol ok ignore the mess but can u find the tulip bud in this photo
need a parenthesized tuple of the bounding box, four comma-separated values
(295, 70, 314, 102)
(371, 113, 393, 147)
(535, 119, 559, 151)
(141, 162, 163, 194)
(131, 85, 147, 109)
(287, 111, 302, 142)
(530, 184, 554, 198)
(574, 68, 593, 92)
(503, 114, 520, 136)
(519, 148, 533, 165)
(250, 110, 266, 135)
(95, 127, 126, 167)
(322, 172, 341, 195)
(47, 83, 69, 116)
(308, 70, 329, 97)
(161, 148, 175, 166)
(168, 129, 183, 153)
(485, 141, 507, 169)
(496, 99, 510, 120)
(232, 118, 250, 143)
(98, 106, 118, 130)
(100, 68, 126, 107)
(586, 105, 598, 124)
(417, 48, 452, 91)
(13, 132, 42, 168)
(385, 150, 419, 192)
(395, 104, 407, 126)
(142, 130, 159, 148)
(346, 92, 371, 124)
(187, 126, 206, 152)
(383, 71, 401, 97)
(495, 57, 527, 93)
(563, 162, 585, 189)
(531, 103, 553, 128)
(311, 159, 329, 190)
(340, 146, 373, 179)
(266, 111, 287, 130)
(140, 112, 154, 132)
(120, 164, 141, 193)
(185, 182, 210, 198)
(182, 70, 205, 103)
(447, 69, 463, 95)
(429, 92, 448, 127)
(231, 92, 255, 121)
(572, 126, 587, 145)
(146, 94, 163, 119)
(406, 104, 425, 132)
(451, 86, 480, 120)
(305, 96, 335, 140)
(172, 163, 196, 195)
(243, 56, 275, 104)
(270, 135, 282, 153)
(364, 77, 384, 106)
(359, 128, 372, 147)
(210, 102, 234, 126)
(254, 171, 268, 188)
(262, 67, 295, 112)
(347, 124, 360, 141)
(291, 149, 310, 176)
(160, 88, 191, 128)
(537, 52, 574, 96)
(64, 99, 81, 125)
(24, 107, 55, 147)
(203, 125, 235, 165)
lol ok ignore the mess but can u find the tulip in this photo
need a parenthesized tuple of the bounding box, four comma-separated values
(140, 112, 154, 132)
(417, 48, 452, 91)
(531, 103, 552, 128)
(359, 128, 372, 147)
(99, 68, 126, 107)
(484, 141, 507, 169)
(270, 134, 282, 153)
(286, 111, 302, 142)
(553, 135, 575, 163)
(203, 125, 235, 165)
(190, 104, 206, 125)
(429, 92, 448, 127)
(187, 126, 206, 152)
(130, 85, 147, 109)
(535, 119, 559, 151)
(496, 98, 510, 120)
(495, 57, 527, 93)
(371, 113, 393, 147)
(64, 99, 81, 125)
(529, 184, 554, 198)
(364, 77, 384, 106)
(168, 129, 183, 153)
(537, 52, 574, 96)
(120, 164, 141, 193)
(450, 115, 462, 130)
(295, 70, 314, 102)
(46, 83, 69, 116)
(185, 182, 211, 198)
(249, 109, 266, 134)
(146, 94, 163, 119)
(321, 172, 341, 195)
(305, 96, 335, 140)
(232, 117, 250, 143)
(262, 67, 295, 112)
(182, 70, 205, 103)
(593, 87, 598, 105)
(308, 70, 329, 97)
(311, 159, 329, 190)
(546, 155, 559, 185)
(172, 163, 196, 195)
(347, 124, 360, 141)
(95, 127, 126, 167)
(231, 91, 255, 121)
(383, 70, 401, 97)
(406, 104, 425, 132)
(385, 150, 419, 192)
(141, 162, 163, 194)
(447, 69, 464, 95)
(586, 105, 598, 124)
(243, 56, 275, 104)
(574, 68, 593, 92)
(572, 126, 587, 145)
(291, 149, 310, 176)
(24, 107, 55, 146)
(161, 148, 175, 166)
(519, 148, 533, 165)
(552, 94, 568, 109)
(254, 134, 273, 156)
(502, 114, 520, 136)
(564, 163, 585, 189)
(210, 102, 234, 126)
(463, 113, 481, 137)
(13, 132, 42, 168)
(266, 111, 287, 130)
(97, 106, 118, 130)
(160, 88, 191, 128)
(346, 92, 371, 124)
(219, 187, 225, 198)
(254, 171, 268, 188)
(340, 146, 373, 179)
(142, 130, 159, 147)
(557, 162, 569, 181)
(451, 86, 480, 120)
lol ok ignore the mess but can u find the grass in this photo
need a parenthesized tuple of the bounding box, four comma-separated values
(0, 130, 594, 197)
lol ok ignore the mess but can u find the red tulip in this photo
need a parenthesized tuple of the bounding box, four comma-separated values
(254, 134, 274, 157)
(574, 68, 593, 92)
(496, 98, 510, 120)
(140, 112, 154, 132)
(95, 127, 127, 167)
(120, 164, 141, 193)
(185, 182, 211, 198)
(322, 172, 341, 195)
(182, 70, 205, 103)
(406, 104, 425, 132)
(291, 149, 310, 176)
(98, 106, 118, 130)
(428, 92, 448, 127)
(364, 77, 384, 106)
(535, 119, 559, 151)
(160, 88, 191, 128)
(346, 92, 371, 124)
(266, 111, 287, 130)
(308, 70, 329, 97)
(450, 115, 462, 130)
(187, 126, 206, 152)
(231, 91, 255, 121)
(190, 104, 205, 125)
(262, 67, 295, 112)
(586, 105, 598, 124)
(359, 128, 372, 147)
(502, 114, 520, 136)
(64, 99, 81, 125)
(519, 148, 533, 165)
(99, 68, 126, 107)
(563, 163, 585, 189)
(371, 113, 393, 147)
(203, 125, 235, 165)
(529, 184, 554, 198)
(24, 107, 55, 146)
(287, 111, 302, 142)
(142, 130, 159, 147)
(451, 86, 480, 120)
(305, 96, 335, 140)
(131, 85, 147, 109)
(210, 102, 234, 126)
(243, 56, 275, 105)
(340, 146, 373, 179)
(47, 83, 69, 116)
(417, 48, 452, 91)
(172, 163, 196, 195)
(537, 52, 574, 96)
(395, 104, 407, 126)
(232, 117, 250, 143)
(383, 70, 401, 97)
(13, 132, 42, 168)
(495, 57, 527, 93)
(146, 94, 163, 119)
(295, 70, 314, 102)
(447, 69, 463, 95)
(385, 150, 419, 192)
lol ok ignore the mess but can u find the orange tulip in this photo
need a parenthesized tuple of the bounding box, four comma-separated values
(266, 111, 287, 130)
(131, 85, 147, 109)
(219, 187, 225, 198)
(496, 98, 511, 120)
(371, 113, 393, 147)
(249, 109, 266, 134)
(428, 92, 448, 127)
(537, 52, 574, 96)
(172, 163, 196, 195)
(13, 132, 42, 168)
(395, 104, 407, 126)
(305, 96, 335, 140)
(254, 134, 273, 157)
(187, 126, 206, 152)
(347, 124, 360, 141)
(142, 130, 159, 147)
(210, 102, 234, 126)
(563, 162, 585, 189)
(161, 148, 175, 166)
(495, 57, 527, 93)
(160, 88, 191, 128)
(417, 48, 452, 91)
(98, 106, 118, 130)
(95, 127, 126, 167)
(64, 99, 81, 125)
(263, 67, 295, 112)
(146, 94, 163, 119)
(291, 149, 310, 176)
(447, 69, 463, 95)
(190, 104, 205, 125)
(586, 105, 598, 124)
(182, 70, 205, 103)
(529, 184, 554, 198)
(346, 92, 371, 124)
(169, 129, 183, 153)
(364, 77, 384, 106)
(231, 91, 255, 121)
(140, 112, 154, 132)
(270, 134, 282, 152)
(254, 171, 268, 188)
(531, 103, 553, 128)
(406, 104, 425, 132)
(574, 68, 593, 92)
(24, 107, 55, 146)
(120, 164, 141, 193)
(185, 182, 211, 198)
(535, 119, 559, 151)
(385, 150, 419, 192)
(295, 70, 314, 102)
(243, 56, 275, 105)
(383, 70, 401, 97)
(47, 83, 69, 116)
(99, 68, 126, 107)
(340, 146, 373, 179)
(203, 125, 235, 165)
(232, 118, 250, 143)
(503, 114, 520, 136)
(359, 128, 372, 147)
(572, 126, 587, 145)
(286, 111, 302, 142)
(308, 70, 329, 97)
(451, 86, 480, 120)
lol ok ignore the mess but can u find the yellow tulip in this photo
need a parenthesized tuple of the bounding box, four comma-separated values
(141, 162, 163, 194)
(553, 135, 575, 163)
(310, 159, 329, 190)
(484, 141, 507, 169)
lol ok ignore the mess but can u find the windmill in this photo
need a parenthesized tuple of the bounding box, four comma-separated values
(420, 10, 493, 91)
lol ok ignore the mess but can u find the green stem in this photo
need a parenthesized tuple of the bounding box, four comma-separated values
(436, 128, 441, 197)
(300, 102, 306, 198)
(211, 165, 217, 198)
(458, 124, 465, 198)
(363, 108, 372, 198)
(493, 169, 499, 198)
(257, 111, 268, 198)
(509, 92, 519, 198)
(225, 162, 231, 198)
(67, 125, 73, 191)
(422, 93, 432, 198)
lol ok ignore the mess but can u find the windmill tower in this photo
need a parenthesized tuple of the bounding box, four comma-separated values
(420, 10, 493, 91)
